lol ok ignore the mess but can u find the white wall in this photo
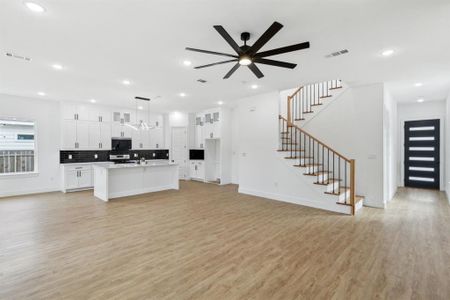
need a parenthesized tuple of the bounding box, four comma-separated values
(0, 94, 60, 197)
(397, 100, 446, 191)
(302, 83, 385, 208)
(383, 89, 398, 204)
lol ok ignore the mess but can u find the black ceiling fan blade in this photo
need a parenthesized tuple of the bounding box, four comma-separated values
(185, 47, 238, 58)
(213, 25, 243, 54)
(255, 41, 310, 58)
(247, 21, 284, 55)
(248, 63, 264, 78)
(253, 58, 297, 69)
(223, 63, 241, 79)
(194, 59, 238, 69)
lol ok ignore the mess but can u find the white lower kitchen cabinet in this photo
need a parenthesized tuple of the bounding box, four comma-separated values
(61, 164, 94, 192)
(190, 160, 205, 181)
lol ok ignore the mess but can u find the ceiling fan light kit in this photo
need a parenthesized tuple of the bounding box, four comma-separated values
(186, 21, 310, 79)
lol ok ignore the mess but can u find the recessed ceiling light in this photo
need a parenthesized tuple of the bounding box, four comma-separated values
(381, 49, 395, 57)
(90, 99, 96, 103)
(183, 60, 192, 66)
(415, 82, 423, 87)
(37, 91, 46, 96)
(24, 2, 45, 13)
(179, 92, 186, 97)
(251, 84, 258, 89)
(217, 101, 224, 105)
(138, 106, 143, 110)
(417, 98, 425, 103)
(52, 64, 63, 70)
(122, 80, 131, 85)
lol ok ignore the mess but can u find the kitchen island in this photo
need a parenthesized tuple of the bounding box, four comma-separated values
(93, 161, 179, 201)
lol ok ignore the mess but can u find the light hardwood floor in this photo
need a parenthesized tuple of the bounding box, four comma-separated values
(1, 182, 450, 299)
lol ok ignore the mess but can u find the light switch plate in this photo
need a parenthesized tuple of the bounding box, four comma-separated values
(134, 153, 138, 158)
(68, 154, 72, 159)
(94, 154, 98, 159)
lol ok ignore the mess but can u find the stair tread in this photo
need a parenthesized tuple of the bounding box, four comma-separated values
(303, 111, 314, 114)
(304, 171, 332, 176)
(324, 187, 350, 196)
(277, 149, 304, 152)
(311, 103, 323, 106)
(285, 155, 307, 159)
(294, 118, 306, 121)
(329, 86, 343, 90)
(314, 179, 342, 185)
(320, 95, 332, 99)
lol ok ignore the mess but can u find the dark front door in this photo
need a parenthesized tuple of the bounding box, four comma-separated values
(404, 119, 440, 189)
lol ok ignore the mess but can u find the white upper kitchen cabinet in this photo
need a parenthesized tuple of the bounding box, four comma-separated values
(149, 113, 163, 128)
(62, 103, 90, 121)
(88, 106, 111, 123)
(132, 129, 151, 149)
(111, 123, 132, 138)
(62, 120, 89, 150)
(149, 128, 163, 149)
(88, 122, 111, 150)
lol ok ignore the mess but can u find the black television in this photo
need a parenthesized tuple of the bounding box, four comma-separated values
(189, 149, 204, 160)
(112, 138, 132, 153)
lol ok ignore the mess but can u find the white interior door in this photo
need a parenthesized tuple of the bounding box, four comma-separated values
(171, 127, 188, 179)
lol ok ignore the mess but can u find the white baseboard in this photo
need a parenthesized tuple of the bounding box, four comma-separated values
(238, 187, 351, 215)
(0, 187, 60, 199)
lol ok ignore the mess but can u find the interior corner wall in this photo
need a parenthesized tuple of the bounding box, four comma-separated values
(446, 93, 450, 201)
(302, 83, 385, 208)
(383, 88, 398, 204)
(231, 107, 239, 184)
(0, 94, 61, 197)
(397, 100, 446, 191)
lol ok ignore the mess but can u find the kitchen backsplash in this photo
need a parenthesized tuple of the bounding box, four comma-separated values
(60, 149, 169, 164)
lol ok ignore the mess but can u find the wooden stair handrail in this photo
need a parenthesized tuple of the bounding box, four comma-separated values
(279, 115, 352, 163)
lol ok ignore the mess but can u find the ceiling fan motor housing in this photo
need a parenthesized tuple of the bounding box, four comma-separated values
(241, 32, 250, 43)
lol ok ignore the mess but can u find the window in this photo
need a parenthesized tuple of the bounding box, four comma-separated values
(0, 118, 36, 174)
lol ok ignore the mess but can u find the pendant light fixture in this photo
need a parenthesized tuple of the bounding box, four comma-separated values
(125, 96, 154, 131)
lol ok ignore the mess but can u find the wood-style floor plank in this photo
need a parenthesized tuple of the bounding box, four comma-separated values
(0, 182, 449, 299)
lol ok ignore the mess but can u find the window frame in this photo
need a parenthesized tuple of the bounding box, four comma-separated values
(0, 116, 39, 177)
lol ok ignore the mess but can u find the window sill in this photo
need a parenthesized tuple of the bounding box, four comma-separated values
(0, 172, 40, 179)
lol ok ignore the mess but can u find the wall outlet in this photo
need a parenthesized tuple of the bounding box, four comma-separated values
(94, 154, 98, 159)
(68, 154, 72, 160)
(134, 153, 138, 158)
(153, 153, 156, 157)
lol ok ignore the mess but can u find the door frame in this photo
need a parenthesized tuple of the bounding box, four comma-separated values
(399, 116, 444, 191)
(170, 126, 188, 180)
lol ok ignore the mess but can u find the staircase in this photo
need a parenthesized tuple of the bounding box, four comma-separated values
(279, 80, 363, 215)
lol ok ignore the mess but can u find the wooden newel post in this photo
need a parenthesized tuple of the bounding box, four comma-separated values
(287, 96, 292, 124)
(350, 159, 356, 215)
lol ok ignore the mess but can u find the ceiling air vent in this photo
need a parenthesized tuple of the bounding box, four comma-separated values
(5, 52, 32, 61)
(325, 49, 349, 58)
(197, 79, 207, 83)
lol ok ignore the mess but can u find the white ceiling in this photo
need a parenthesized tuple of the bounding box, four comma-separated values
(1, 0, 450, 112)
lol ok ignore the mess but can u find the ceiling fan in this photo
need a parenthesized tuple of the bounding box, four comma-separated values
(185, 21, 310, 79)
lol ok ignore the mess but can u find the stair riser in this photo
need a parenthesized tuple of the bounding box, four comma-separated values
(305, 165, 321, 173)
(326, 182, 340, 193)
(339, 190, 350, 202)
(317, 173, 329, 182)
